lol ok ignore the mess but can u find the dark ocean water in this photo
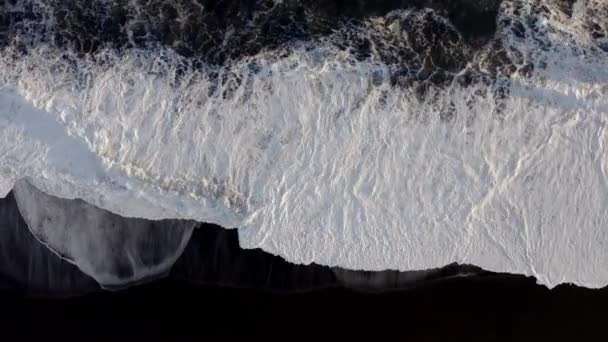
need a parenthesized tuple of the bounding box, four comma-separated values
(1, 0, 503, 60)
(1, 0, 516, 96)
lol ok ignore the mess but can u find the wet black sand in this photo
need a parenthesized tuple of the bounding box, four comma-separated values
(2, 272, 607, 341)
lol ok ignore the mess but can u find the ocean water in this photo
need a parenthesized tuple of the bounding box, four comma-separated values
(0, 0, 607, 289)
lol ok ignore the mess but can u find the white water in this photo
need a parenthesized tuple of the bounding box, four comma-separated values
(1, 1, 608, 288)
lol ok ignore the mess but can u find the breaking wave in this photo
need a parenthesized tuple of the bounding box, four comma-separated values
(1, 0, 608, 288)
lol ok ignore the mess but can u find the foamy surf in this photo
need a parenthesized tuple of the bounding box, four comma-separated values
(1, 0, 607, 288)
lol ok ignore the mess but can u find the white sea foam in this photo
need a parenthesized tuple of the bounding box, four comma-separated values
(1, 1, 607, 288)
